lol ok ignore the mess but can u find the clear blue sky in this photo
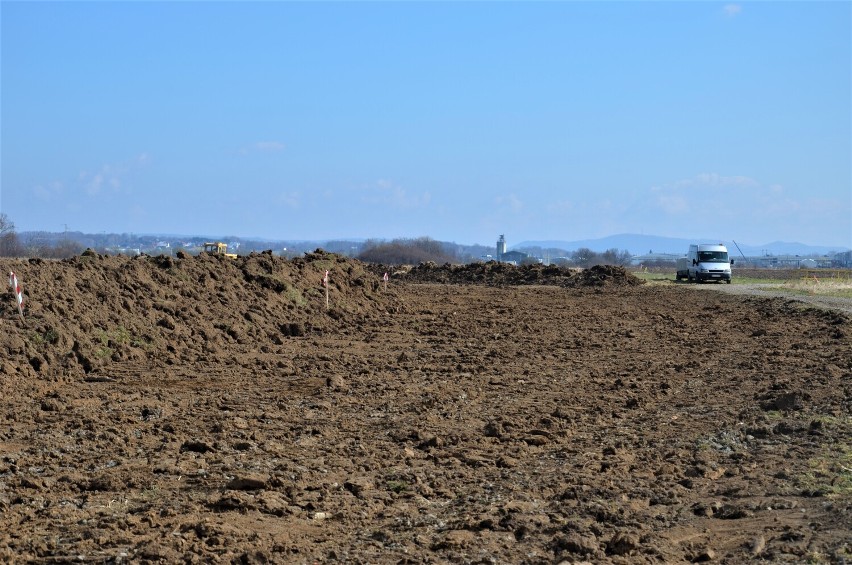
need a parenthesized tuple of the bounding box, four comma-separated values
(2, 1, 850, 248)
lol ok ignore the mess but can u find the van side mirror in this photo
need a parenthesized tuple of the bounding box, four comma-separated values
(730, 259, 735, 265)
(692, 259, 697, 266)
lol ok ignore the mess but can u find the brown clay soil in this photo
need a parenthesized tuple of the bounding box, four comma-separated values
(1, 252, 851, 564)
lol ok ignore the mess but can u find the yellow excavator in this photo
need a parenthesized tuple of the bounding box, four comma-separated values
(203, 242, 238, 259)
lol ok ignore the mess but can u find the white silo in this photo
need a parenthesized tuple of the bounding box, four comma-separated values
(497, 235, 506, 261)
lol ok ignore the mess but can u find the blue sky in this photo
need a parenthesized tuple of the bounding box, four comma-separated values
(2, 1, 850, 248)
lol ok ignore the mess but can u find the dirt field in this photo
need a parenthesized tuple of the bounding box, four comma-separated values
(1, 253, 850, 563)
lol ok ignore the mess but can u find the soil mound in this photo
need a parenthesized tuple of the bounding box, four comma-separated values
(567, 264, 645, 287)
(395, 261, 644, 287)
(1, 250, 395, 380)
(2, 254, 642, 382)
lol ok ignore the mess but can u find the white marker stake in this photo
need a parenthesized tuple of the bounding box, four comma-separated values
(8, 271, 24, 321)
(322, 270, 329, 309)
(383, 272, 389, 291)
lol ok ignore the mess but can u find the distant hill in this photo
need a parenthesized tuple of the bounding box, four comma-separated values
(515, 234, 850, 257)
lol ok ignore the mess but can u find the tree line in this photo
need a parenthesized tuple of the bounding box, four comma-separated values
(357, 237, 462, 265)
(549, 247, 633, 268)
(356, 238, 634, 267)
(2, 214, 634, 267)
(0, 214, 86, 259)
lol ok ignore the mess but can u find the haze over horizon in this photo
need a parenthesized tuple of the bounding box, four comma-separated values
(2, 2, 850, 248)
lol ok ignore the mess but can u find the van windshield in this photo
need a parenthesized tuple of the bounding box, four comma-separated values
(698, 251, 729, 263)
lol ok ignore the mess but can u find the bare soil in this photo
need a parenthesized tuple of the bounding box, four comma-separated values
(1, 253, 851, 563)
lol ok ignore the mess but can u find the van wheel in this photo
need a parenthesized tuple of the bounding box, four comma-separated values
(726, 279, 732, 284)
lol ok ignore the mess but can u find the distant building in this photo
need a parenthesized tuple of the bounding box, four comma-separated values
(736, 254, 836, 269)
(834, 251, 852, 268)
(630, 253, 681, 266)
(501, 250, 529, 264)
(493, 235, 528, 264)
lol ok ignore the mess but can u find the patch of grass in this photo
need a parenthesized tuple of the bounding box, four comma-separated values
(781, 276, 852, 298)
(384, 472, 411, 494)
(113, 326, 131, 345)
(139, 485, 162, 502)
(131, 334, 154, 349)
(96, 330, 108, 347)
(797, 443, 852, 499)
(313, 259, 335, 272)
(386, 479, 409, 494)
(94, 326, 146, 357)
(831, 545, 852, 562)
(632, 271, 675, 283)
(284, 284, 307, 307)
(44, 327, 59, 343)
(827, 288, 852, 298)
(810, 414, 850, 427)
(30, 327, 60, 347)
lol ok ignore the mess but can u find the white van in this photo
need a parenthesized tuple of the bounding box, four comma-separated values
(676, 243, 733, 283)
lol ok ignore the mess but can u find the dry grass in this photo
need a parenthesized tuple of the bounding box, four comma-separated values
(784, 271, 852, 298)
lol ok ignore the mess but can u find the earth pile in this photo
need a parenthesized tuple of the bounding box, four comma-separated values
(395, 261, 644, 287)
(1, 250, 395, 380)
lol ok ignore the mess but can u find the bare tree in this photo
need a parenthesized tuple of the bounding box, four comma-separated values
(571, 247, 596, 268)
(0, 213, 23, 257)
(570, 247, 632, 268)
(357, 237, 458, 265)
(600, 248, 633, 266)
(50, 240, 85, 259)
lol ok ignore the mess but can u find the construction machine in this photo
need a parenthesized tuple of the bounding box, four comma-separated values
(203, 242, 238, 259)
